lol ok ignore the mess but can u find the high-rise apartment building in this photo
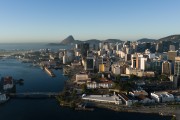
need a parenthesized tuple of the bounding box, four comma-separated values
(162, 61, 172, 75)
(174, 57, 180, 75)
(167, 51, 177, 61)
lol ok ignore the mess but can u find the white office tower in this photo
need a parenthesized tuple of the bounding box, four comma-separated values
(125, 47, 130, 54)
(140, 57, 147, 70)
(116, 43, 121, 51)
(131, 53, 147, 70)
(75, 44, 79, 49)
(111, 64, 121, 75)
(99, 43, 103, 50)
(63, 50, 67, 64)
(63, 55, 66, 64)
(174, 57, 180, 75)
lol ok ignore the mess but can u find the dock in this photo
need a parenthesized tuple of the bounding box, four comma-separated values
(44, 67, 55, 77)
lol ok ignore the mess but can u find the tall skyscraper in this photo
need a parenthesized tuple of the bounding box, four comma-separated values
(167, 51, 177, 61)
(80, 43, 89, 57)
(140, 57, 147, 70)
(84, 57, 94, 71)
(174, 57, 180, 75)
(174, 57, 180, 88)
(162, 61, 172, 75)
(152, 60, 162, 74)
(131, 54, 138, 68)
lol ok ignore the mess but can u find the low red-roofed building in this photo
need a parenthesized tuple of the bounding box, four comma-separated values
(3, 76, 14, 90)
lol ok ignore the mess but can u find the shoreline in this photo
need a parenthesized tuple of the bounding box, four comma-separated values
(58, 92, 179, 118)
(83, 101, 180, 119)
(58, 99, 178, 119)
(59, 66, 180, 119)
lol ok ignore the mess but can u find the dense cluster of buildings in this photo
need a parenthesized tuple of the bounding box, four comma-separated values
(13, 39, 180, 106)
(67, 40, 180, 106)
(69, 41, 180, 87)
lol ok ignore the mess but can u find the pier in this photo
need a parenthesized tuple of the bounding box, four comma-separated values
(44, 67, 55, 77)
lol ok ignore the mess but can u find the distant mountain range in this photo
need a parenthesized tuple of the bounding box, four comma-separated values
(137, 38, 156, 42)
(48, 35, 123, 45)
(157, 34, 180, 42)
(48, 34, 180, 45)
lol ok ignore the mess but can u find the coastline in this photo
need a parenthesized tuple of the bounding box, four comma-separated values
(57, 66, 179, 120)
(58, 81, 179, 119)
(91, 101, 178, 115)
(80, 101, 180, 120)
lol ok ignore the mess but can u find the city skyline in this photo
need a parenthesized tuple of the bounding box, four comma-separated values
(0, 0, 180, 43)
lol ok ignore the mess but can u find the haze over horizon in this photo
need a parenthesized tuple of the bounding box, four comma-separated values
(0, 0, 180, 43)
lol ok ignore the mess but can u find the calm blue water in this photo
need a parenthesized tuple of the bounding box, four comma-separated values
(0, 43, 171, 120)
(0, 59, 67, 92)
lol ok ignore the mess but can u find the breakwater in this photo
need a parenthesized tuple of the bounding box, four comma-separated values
(44, 67, 55, 77)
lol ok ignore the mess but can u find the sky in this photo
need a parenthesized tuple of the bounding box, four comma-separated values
(0, 0, 180, 43)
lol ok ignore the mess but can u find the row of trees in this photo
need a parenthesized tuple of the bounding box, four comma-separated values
(113, 74, 171, 92)
(113, 75, 134, 92)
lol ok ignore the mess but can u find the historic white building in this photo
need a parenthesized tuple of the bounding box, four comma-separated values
(151, 92, 174, 103)
(75, 73, 91, 84)
(87, 81, 113, 89)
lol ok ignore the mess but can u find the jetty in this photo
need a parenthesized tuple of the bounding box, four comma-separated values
(44, 67, 55, 77)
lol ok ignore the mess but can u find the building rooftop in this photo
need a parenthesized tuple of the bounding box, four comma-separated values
(82, 95, 121, 102)
(3, 76, 13, 85)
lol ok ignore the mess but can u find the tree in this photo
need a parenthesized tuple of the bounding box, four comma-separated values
(112, 75, 122, 91)
(116, 74, 121, 81)
(81, 84, 87, 94)
(157, 74, 170, 81)
(130, 74, 138, 80)
(72, 89, 77, 98)
(171, 116, 176, 120)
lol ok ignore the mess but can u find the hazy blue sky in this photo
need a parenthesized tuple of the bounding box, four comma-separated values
(0, 0, 179, 43)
